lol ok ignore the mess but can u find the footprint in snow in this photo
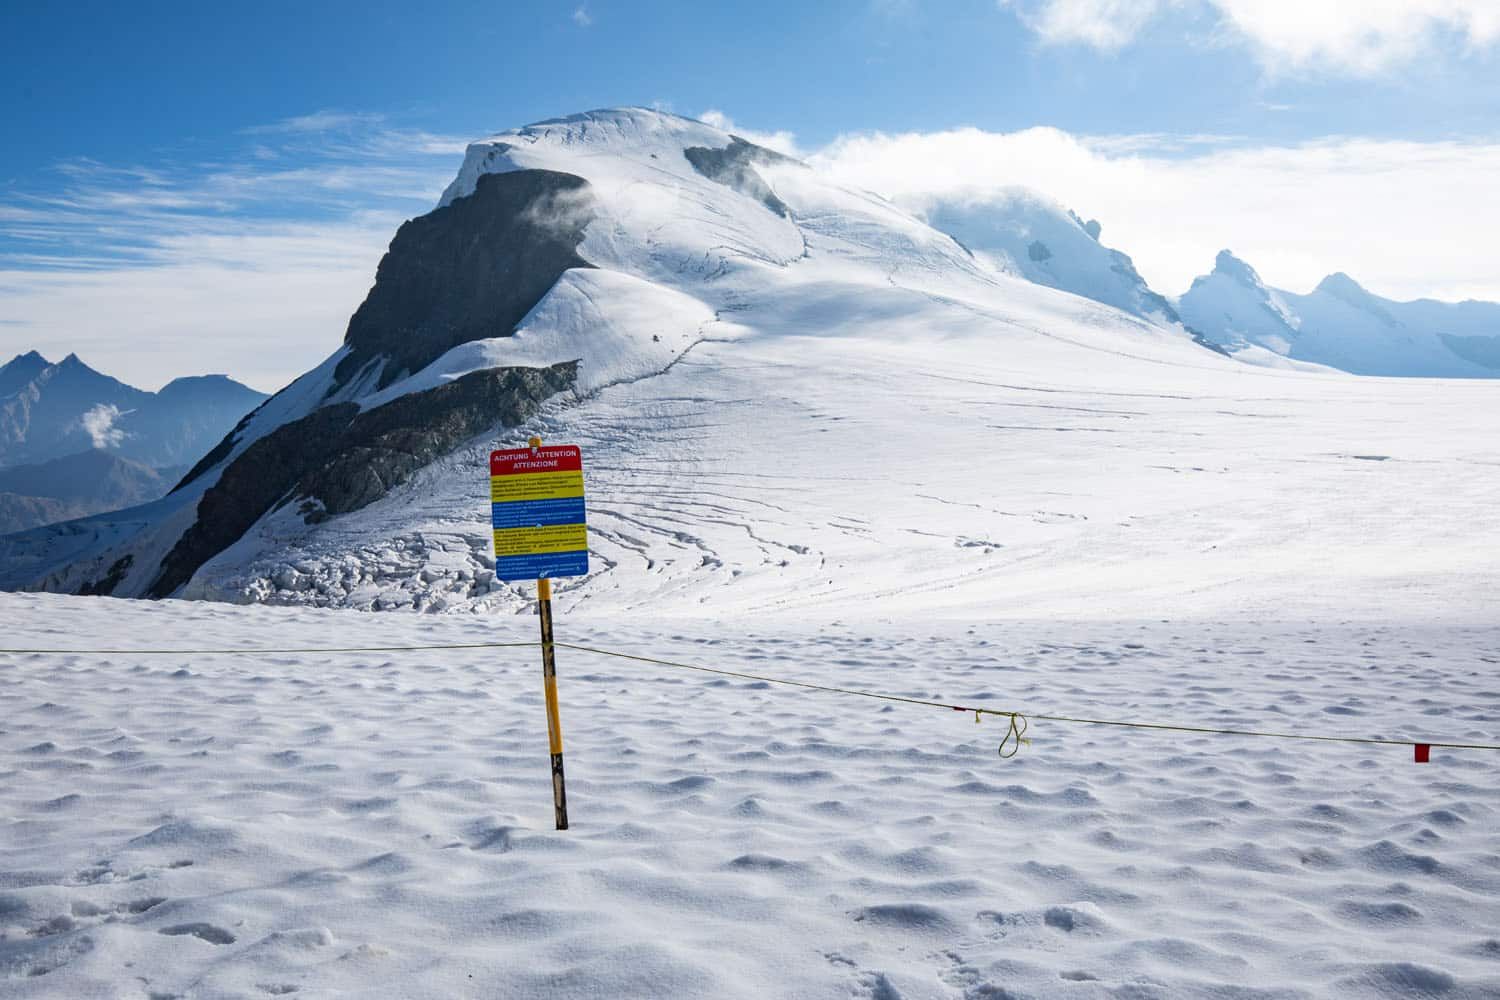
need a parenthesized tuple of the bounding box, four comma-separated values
(159, 922, 236, 945)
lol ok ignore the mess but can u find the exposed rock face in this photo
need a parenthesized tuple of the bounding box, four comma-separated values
(683, 137, 797, 217)
(147, 362, 576, 598)
(333, 169, 595, 394)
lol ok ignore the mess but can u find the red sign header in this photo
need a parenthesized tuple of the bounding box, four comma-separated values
(490, 445, 582, 476)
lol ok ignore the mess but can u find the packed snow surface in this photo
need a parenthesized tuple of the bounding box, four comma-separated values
(3, 594, 1499, 998)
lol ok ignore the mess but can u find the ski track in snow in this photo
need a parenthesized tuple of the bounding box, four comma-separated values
(2, 594, 1499, 998)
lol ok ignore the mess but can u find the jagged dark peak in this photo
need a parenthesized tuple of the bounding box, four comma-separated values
(0, 351, 53, 395)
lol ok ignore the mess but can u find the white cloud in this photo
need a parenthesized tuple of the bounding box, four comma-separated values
(0, 223, 395, 393)
(1004, 0, 1171, 50)
(242, 110, 389, 135)
(698, 110, 802, 157)
(0, 118, 465, 392)
(1005, 0, 1500, 73)
(572, 5, 593, 27)
(79, 403, 128, 449)
(809, 126, 1500, 302)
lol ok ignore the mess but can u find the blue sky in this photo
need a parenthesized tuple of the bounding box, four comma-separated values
(3, 0, 1499, 388)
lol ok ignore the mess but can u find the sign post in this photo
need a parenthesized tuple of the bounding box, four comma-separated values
(490, 436, 590, 830)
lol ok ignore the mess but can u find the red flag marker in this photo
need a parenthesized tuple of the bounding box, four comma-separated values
(1414, 743, 1431, 764)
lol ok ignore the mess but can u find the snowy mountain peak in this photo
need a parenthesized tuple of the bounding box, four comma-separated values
(1315, 271, 1363, 297)
(1313, 271, 1402, 327)
(1177, 251, 1302, 360)
(1182, 254, 1500, 376)
(1209, 249, 1267, 290)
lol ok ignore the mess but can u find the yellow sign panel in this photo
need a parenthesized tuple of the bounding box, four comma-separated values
(493, 523, 590, 557)
(490, 470, 584, 503)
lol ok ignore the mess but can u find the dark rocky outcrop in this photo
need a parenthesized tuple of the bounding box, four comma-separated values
(79, 555, 133, 597)
(172, 403, 263, 493)
(147, 362, 576, 598)
(683, 137, 797, 218)
(332, 169, 595, 394)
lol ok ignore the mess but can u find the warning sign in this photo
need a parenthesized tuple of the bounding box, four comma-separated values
(490, 444, 589, 581)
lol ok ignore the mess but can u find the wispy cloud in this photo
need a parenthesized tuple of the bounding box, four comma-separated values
(1003, 0, 1500, 75)
(0, 115, 467, 391)
(242, 110, 390, 135)
(572, 5, 593, 27)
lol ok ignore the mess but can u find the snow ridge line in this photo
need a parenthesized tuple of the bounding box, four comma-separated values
(3, 639, 1497, 758)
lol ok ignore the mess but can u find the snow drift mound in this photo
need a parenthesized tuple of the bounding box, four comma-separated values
(18, 108, 1450, 616)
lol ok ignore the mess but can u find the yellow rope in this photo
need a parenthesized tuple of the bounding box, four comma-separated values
(3, 638, 1497, 756)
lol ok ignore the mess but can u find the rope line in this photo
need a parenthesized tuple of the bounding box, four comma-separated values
(3, 639, 1497, 756)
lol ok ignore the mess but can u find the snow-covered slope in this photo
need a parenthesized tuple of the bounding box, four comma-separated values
(1179, 252, 1500, 377)
(3, 595, 1499, 997)
(0, 107, 1243, 606)
(921, 190, 1181, 325)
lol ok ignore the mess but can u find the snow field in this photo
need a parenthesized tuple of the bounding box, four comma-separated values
(3, 593, 1499, 998)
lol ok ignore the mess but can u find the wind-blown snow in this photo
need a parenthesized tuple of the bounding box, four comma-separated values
(2, 594, 1498, 997)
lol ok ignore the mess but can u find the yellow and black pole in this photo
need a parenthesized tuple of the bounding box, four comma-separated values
(530, 435, 569, 831)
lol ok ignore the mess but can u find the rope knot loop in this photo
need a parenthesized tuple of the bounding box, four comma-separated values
(998, 712, 1030, 759)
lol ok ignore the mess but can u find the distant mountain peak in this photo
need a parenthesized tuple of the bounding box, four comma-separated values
(1313, 271, 1399, 326)
(1, 351, 54, 396)
(1212, 250, 1266, 289)
(1315, 271, 1368, 299)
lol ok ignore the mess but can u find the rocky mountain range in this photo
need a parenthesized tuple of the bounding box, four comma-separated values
(0, 352, 267, 532)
